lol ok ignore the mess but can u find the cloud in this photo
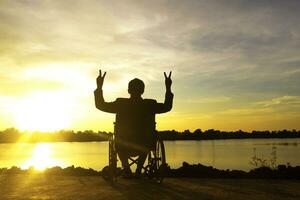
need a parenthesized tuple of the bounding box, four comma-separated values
(185, 96, 232, 104)
(256, 96, 300, 107)
(217, 107, 274, 117)
(215, 95, 300, 118)
(1, 0, 300, 130)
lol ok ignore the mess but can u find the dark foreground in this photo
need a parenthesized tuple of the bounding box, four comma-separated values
(1, 175, 300, 200)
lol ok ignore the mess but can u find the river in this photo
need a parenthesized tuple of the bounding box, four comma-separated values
(0, 138, 299, 171)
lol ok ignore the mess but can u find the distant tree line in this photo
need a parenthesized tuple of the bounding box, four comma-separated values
(159, 129, 300, 140)
(0, 128, 111, 143)
(0, 128, 299, 143)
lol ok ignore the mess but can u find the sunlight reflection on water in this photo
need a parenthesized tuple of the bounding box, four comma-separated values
(0, 138, 300, 171)
(22, 143, 64, 170)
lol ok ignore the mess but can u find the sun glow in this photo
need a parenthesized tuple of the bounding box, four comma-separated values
(13, 92, 72, 132)
(22, 143, 63, 170)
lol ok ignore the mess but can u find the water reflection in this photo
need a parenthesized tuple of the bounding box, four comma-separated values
(22, 143, 64, 170)
(164, 139, 300, 170)
(0, 138, 299, 171)
(255, 142, 299, 146)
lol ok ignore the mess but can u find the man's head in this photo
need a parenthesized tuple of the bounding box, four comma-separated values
(128, 78, 145, 97)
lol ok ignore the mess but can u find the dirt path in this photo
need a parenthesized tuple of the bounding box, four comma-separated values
(1, 175, 300, 200)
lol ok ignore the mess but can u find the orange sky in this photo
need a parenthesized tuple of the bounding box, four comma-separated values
(1, 0, 300, 132)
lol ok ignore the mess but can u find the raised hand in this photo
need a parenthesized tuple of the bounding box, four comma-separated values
(96, 69, 106, 89)
(164, 71, 172, 90)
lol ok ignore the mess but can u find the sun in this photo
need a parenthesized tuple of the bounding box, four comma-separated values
(22, 143, 64, 170)
(13, 92, 72, 132)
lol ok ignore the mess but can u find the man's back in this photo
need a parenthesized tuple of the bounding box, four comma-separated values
(114, 98, 158, 153)
(115, 97, 157, 130)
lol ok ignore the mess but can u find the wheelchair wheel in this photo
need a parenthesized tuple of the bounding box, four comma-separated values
(102, 135, 118, 183)
(146, 139, 167, 184)
(102, 165, 116, 182)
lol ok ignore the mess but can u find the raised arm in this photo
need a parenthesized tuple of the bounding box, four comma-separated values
(155, 71, 174, 113)
(94, 70, 117, 113)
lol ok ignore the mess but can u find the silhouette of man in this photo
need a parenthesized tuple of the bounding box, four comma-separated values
(94, 70, 173, 176)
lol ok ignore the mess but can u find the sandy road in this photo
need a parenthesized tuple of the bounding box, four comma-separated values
(1, 175, 300, 200)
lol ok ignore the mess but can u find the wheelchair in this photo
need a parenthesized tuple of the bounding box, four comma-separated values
(102, 123, 168, 184)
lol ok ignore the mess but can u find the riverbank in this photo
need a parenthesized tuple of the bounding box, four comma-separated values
(1, 174, 300, 200)
(2, 162, 300, 179)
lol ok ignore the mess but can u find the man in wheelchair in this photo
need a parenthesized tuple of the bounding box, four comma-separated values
(94, 69, 173, 178)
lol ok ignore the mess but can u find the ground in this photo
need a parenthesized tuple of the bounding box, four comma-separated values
(0, 175, 300, 200)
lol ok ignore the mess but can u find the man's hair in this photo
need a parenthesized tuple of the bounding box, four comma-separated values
(128, 78, 145, 95)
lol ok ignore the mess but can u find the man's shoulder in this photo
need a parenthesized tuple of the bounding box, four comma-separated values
(143, 98, 157, 104)
(115, 98, 130, 102)
(115, 98, 157, 105)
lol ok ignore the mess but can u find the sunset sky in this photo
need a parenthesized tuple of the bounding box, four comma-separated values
(1, 0, 300, 132)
